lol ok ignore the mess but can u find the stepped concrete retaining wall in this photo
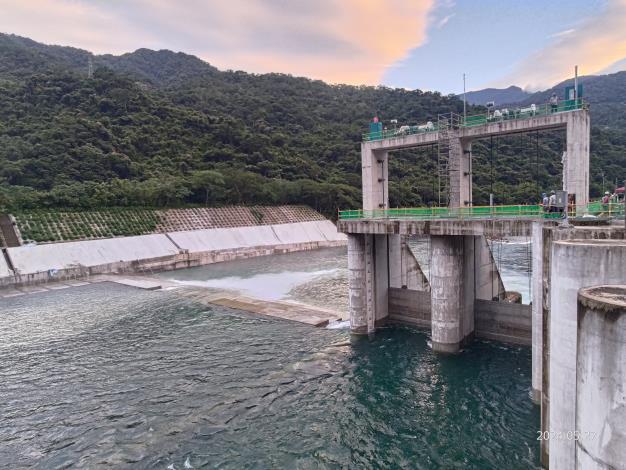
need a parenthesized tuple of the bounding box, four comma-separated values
(3, 220, 346, 287)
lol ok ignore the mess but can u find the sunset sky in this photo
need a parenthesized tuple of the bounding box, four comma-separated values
(1, 0, 625, 93)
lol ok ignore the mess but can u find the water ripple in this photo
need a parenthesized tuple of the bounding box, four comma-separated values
(0, 283, 539, 469)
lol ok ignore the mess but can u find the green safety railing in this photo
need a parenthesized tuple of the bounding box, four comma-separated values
(362, 98, 586, 142)
(461, 98, 586, 128)
(363, 123, 439, 142)
(338, 201, 624, 221)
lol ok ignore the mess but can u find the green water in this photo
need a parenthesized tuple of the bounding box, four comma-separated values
(0, 281, 540, 469)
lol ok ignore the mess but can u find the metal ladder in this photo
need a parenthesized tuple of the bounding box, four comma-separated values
(437, 113, 461, 207)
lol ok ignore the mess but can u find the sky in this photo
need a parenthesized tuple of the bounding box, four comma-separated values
(1, 0, 625, 93)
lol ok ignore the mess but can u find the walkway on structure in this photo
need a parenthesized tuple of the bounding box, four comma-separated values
(363, 98, 585, 142)
(338, 203, 624, 222)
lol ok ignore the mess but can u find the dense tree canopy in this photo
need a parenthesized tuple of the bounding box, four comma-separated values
(0, 33, 625, 217)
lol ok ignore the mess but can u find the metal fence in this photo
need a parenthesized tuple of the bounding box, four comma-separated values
(338, 201, 624, 221)
(362, 98, 586, 142)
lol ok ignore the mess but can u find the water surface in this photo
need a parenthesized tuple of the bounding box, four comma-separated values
(1, 268, 540, 468)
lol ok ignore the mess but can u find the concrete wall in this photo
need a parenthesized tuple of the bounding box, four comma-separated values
(3, 221, 347, 286)
(548, 240, 626, 469)
(387, 289, 532, 346)
(474, 299, 531, 345)
(361, 146, 388, 211)
(388, 287, 431, 328)
(9, 234, 179, 278)
(0, 253, 13, 284)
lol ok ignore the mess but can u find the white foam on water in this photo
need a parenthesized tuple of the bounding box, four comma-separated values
(326, 319, 350, 330)
(170, 268, 340, 301)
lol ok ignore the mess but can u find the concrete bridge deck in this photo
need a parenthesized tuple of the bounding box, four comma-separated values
(338, 217, 551, 238)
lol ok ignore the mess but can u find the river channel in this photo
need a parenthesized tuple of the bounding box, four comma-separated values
(1, 241, 539, 468)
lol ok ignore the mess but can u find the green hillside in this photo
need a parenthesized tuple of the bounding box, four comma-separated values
(0, 33, 624, 217)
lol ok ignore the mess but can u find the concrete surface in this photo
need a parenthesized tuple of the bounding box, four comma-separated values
(177, 288, 343, 327)
(575, 285, 626, 470)
(474, 299, 531, 345)
(347, 234, 369, 334)
(430, 236, 468, 353)
(388, 287, 431, 328)
(0, 254, 12, 279)
(0, 220, 346, 288)
(531, 222, 544, 403)
(549, 240, 626, 469)
(338, 218, 555, 238)
(8, 234, 179, 275)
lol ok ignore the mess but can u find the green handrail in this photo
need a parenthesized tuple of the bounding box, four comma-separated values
(362, 98, 586, 142)
(338, 200, 622, 221)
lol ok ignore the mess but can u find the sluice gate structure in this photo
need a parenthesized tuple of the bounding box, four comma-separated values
(338, 100, 626, 469)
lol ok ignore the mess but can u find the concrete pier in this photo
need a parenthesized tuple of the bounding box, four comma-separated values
(430, 236, 473, 352)
(548, 240, 626, 469)
(575, 285, 626, 470)
(531, 222, 544, 403)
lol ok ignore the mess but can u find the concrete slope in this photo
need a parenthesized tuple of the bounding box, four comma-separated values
(0, 253, 13, 278)
(8, 234, 179, 275)
(169, 220, 346, 253)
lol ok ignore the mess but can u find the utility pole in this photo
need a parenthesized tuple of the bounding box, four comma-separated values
(574, 65, 578, 101)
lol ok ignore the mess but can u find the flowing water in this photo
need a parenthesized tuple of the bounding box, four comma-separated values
(1, 241, 539, 469)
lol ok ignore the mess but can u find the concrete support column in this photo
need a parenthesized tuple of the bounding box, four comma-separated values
(348, 234, 368, 334)
(348, 233, 390, 334)
(548, 240, 626, 469)
(388, 234, 402, 288)
(374, 234, 389, 326)
(564, 111, 590, 214)
(531, 222, 543, 404)
(460, 139, 473, 207)
(361, 145, 388, 211)
(430, 235, 474, 352)
(448, 137, 473, 209)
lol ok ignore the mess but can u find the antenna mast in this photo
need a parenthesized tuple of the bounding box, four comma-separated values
(87, 57, 94, 79)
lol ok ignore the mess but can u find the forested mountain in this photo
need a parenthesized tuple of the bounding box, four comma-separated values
(462, 86, 530, 106)
(1, 33, 625, 217)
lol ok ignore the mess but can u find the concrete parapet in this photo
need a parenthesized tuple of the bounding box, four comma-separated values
(548, 240, 626, 469)
(575, 285, 626, 470)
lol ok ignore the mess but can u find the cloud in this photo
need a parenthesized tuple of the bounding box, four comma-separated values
(437, 14, 455, 28)
(548, 28, 575, 39)
(494, 0, 626, 90)
(0, 0, 435, 85)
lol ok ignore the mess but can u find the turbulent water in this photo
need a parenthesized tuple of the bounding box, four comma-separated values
(1, 242, 539, 469)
